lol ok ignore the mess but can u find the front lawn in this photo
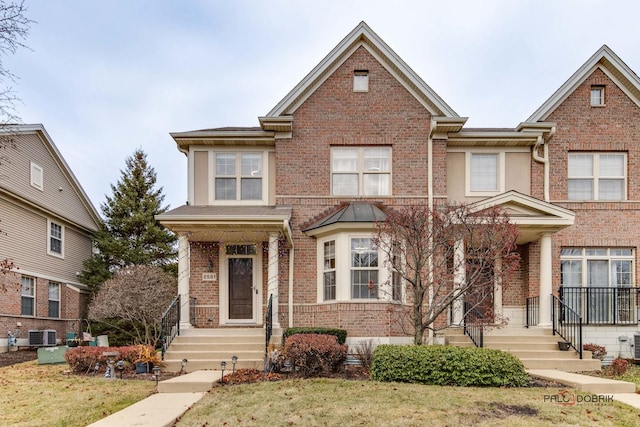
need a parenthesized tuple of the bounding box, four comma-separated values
(176, 378, 639, 426)
(0, 361, 156, 427)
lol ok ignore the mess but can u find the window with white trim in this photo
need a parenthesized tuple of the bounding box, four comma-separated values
(470, 153, 498, 192)
(48, 282, 60, 318)
(323, 240, 336, 301)
(30, 161, 43, 191)
(48, 220, 64, 257)
(350, 237, 379, 299)
(214, 152, 263, 201)
(568, 153, 625, 200)
(560, 248, 633, 287)
(590, 85, 605, 106)
(21, 276, 35, 316)
(331, 147, 391, 196)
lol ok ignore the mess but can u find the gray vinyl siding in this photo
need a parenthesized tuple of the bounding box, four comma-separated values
(0, 197, 92, 283)
(0, 131, 97, 231)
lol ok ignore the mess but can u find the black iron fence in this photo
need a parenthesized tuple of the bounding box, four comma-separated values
(463, 301, 484, 348)
(552, 294, 582, 359)
(160, 294, 180, 360)
(559, 287, 639, 325)
(525, 296, 539, 327)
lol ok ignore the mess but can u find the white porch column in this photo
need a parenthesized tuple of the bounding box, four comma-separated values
(178, 233, 191, 329)
(452, 239, 465, 325)
(268, 232, 280, 329)
(538, 233, 553, 327)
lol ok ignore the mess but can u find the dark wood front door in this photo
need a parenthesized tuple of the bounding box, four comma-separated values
(229, 257, 253, 319)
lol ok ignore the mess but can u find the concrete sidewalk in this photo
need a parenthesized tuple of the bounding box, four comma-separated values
(528, 369, 640, 409)
(87, 370, 222, 427)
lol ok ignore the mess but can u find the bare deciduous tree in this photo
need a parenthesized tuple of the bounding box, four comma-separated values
(374, 204, 520, 345)
(88, 265, 177, 347)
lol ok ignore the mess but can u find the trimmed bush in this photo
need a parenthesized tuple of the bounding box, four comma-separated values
(283, 334, 347, 377)
(371, 345, 529, 387)
(64, 345, 145, 374)
(583, 343, 607, 361)
(283, 327, 347, 345)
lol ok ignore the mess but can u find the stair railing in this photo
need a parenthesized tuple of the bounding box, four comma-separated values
(552, 294, 583, 359)
(463, 301, 484, 348)
(525, 296, 539, 327)
(160, 294, 180, 360)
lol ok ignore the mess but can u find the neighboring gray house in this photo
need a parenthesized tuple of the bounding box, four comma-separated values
(0, 124, 100, 350)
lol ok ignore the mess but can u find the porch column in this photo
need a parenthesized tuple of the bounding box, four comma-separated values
(178, 233, 191, 329)
(452, 239, 465, 325)
(538, 233, 553, 327)
(268, 232, 280, 329)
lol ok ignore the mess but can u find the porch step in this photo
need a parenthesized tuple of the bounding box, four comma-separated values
(444, 328, 601, 372)
(163, 328, 278, 373)
(157, 370, 222, 393)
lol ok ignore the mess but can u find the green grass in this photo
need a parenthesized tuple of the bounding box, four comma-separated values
(0, 361, 156, 427)
(176, 378, 640, 427)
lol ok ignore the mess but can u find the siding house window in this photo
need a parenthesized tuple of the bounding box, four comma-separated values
(323, 241, 336, 301)
(215, 153, 262, 201)
(470, 153, 498, 191)
(30, 162, 43, 191)
(331, 147, 391, 196)
(568, 153, 625, 200)
(48, 282, 60, 318)
(351, 237, 378, 299)
(21, 276, 35, 316)
(48, 220, 64, 257)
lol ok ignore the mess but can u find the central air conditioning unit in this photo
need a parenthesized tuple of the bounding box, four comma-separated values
(27, 329, 57, 347)
(634, 334, 640, 361)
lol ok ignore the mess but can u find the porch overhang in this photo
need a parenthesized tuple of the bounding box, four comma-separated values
(156, 205, 293, 245)
(468, 191, 575, 244)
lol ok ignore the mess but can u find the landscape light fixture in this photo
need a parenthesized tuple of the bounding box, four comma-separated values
(231, 355, 238, 374)
(179, 358, 188, 375)
(116, 360, 124, 379)
(283, 361, 292, 379)
(220, 361, 226, 379)
(153, 366, 161, 385)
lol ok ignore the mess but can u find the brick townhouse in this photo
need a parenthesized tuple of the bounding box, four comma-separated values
(157, 22, 640, 369)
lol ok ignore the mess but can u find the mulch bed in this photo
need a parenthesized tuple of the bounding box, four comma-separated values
(0, 349, 38, 367)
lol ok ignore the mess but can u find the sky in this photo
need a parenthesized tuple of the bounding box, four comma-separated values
(6, 0, 640, 214)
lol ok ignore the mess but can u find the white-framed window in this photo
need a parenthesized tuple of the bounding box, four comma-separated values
(48, 282, 60, 318)
(590, 85, 605, 106)
(354, 70, 369, 92)
(47, 220, 64, 258)
(323, 240, 336, 301)
(568, 153, 625, 201)
(351, 237, 379, 299)
(214, 152, 263, 201)
(331, 147, 391, 196)
(30, 161, 43, 191)
(560, 248, 633, 287)
(21, 276, 35, 316)
(465, 152, 505, 196)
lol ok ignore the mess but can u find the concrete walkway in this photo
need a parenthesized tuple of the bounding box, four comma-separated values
(528, 369, 640, 409)
(87, 370, 222, 427)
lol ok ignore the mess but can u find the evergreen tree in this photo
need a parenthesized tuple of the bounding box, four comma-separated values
(80, 149, 177, 293)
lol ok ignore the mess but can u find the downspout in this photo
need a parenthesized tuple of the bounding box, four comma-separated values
(427, 120, 436, 344)
(286, 220, 295, 328)
(532, 126, 555, 202)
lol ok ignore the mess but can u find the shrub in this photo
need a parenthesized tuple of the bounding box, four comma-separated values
(609, 358, 630, 376)
(283, 327, 347, 345)
(583, 343, 607, 361)
(283, 334, 347, 377)
(355, 339, 375, 370)
(64, 345, 143, 374)
(265, 344, 285, 373)
(371, 345, 529, 387)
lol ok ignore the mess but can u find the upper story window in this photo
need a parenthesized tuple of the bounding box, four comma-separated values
(215, 153, 262, 201)
(331, 147, 391, 196)
(21, 276, 35, 316)
(354, 70, 369, 92)
(48, 282, 60, 318)
(590, 85, 605, 106)
(568, 153, 625, 201)
(30, 161, 43, 191)
(47, 220, 64, 258)
(467, 152, 504, 195)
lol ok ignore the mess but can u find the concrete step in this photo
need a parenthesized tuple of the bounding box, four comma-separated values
(520, 358, 601, 372)
(157, 370, 222, 393)
(528, 369, 636, 393)
(164, 358, 263, 372)
(483, 342, 562, 351)
(180, 328, 269, 337)
(172, 335, 265, 344)
(169, 342, 264, 351)
(483, 335, 560, 343)
(505, 350, 581, 359)
(165, 350, 263, 360)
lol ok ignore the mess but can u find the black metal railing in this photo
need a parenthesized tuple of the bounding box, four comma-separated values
(559, 287, 639, 325)
(190, 297, 197, 328)
(463, 301, 484, 348)
(552, 294, 582, 359)
(525, 296, 539, 327)
(265, 294, 273, 369)
(160, 294, 180, 360)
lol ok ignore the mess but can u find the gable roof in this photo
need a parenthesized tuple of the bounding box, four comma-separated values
(528, 45, 640, 122)
(263, 21, 458, 119)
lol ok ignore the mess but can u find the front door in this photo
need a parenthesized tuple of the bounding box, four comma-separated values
(229, 257, 253, 320)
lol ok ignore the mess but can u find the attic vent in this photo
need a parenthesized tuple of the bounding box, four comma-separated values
(354, 70, 368, 92)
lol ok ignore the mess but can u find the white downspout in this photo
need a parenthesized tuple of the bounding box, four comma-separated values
(532, 126, 555, 202)
(427, 120, 436, 343)
(286, 220, 295, 328)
